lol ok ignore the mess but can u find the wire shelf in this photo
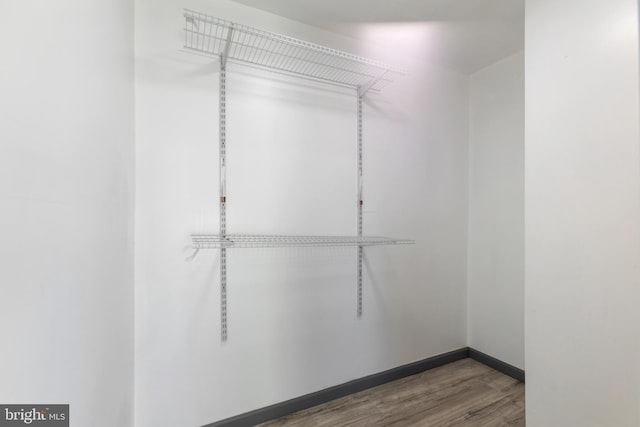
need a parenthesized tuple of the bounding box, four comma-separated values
(183, 9, 403, 94)
(191, 234, 415, 249)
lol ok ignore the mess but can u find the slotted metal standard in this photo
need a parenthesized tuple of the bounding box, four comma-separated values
(183, 10, 413, 341)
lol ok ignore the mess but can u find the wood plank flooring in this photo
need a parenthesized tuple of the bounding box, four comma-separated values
(258, 358, 525, 426)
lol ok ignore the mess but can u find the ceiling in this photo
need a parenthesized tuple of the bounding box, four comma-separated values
(230, 0, 524, 73)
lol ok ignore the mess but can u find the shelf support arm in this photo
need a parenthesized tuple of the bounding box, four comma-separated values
(185, 248, 200, 262)
(358, 69, 390, 98)
(221, 25, 234, 68)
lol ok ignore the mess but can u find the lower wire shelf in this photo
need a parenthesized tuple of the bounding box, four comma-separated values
(187, 233, 415, 339)
(191, 234, 415, 250)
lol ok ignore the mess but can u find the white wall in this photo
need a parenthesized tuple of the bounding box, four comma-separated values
(135, 0, 469, 425)
(0, 1, 135, 427)
(467, 52, 524, 369)
(525, 0, 640, 425)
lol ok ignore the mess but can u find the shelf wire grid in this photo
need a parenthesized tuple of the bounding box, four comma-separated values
(184, 10, 403, 93)
(192, 234, 415, 249)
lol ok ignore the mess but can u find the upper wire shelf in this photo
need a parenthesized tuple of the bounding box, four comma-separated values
(183, 9, 404, 95)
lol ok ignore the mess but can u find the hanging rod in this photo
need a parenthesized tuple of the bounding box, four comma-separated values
(183, 9, 404, 95)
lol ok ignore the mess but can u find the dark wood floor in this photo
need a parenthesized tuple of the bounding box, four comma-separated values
(258, 358, 525, 426)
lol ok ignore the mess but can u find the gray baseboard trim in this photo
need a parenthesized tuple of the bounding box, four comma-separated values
(202, 347, 469, 427)
(468, 348, 525, 383)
